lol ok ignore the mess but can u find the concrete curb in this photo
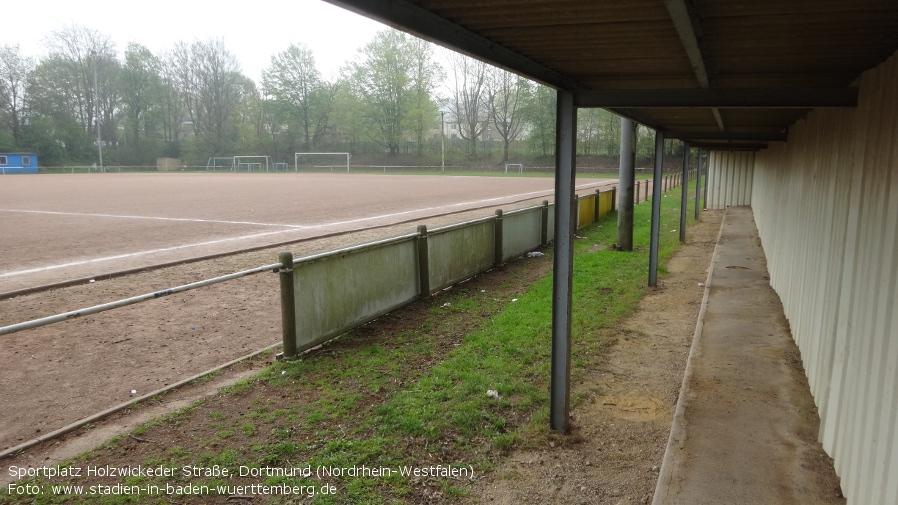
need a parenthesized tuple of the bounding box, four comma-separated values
(651, 207, 728, 504)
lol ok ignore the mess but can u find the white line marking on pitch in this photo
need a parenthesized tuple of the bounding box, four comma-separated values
(0, 182, 609, 279)
(0, 209, 308, 229)
(0, 229, 295, 279)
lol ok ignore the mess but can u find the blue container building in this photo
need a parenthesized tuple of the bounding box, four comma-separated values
(0, 153, 38, 174)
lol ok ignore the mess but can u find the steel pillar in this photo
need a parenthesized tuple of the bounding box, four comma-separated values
(695, 148, 703, 219)
(680, 143, 689, 243)
(550, 90, 576, 433)
(617, 118, 636, 251)
(649, 130, 664, 287)
(703, 150, 709, 207)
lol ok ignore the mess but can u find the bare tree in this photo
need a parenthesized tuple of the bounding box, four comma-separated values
(0, 44, 35, 146)
(44, 24, 116, 139)
(449, 54, 489, 156)
(167, 39, 245, 157)
(486, 68, 527, 162)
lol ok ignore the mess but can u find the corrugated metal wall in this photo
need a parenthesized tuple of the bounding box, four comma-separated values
(751, 50, 898, 505)
(706, 151, 754, 209)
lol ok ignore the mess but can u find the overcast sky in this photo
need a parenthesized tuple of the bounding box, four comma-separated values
(1, 0, 390, 81)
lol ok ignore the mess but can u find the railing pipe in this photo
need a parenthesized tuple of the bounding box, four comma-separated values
(0, 262, 281, 337)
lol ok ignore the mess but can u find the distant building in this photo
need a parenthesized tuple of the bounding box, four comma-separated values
(0, 153, 38, 174)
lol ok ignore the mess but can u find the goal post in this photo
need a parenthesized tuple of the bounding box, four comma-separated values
(505, 163, 523, 174)
(206, 157, 235, 171)
(294, 152, 351, 173)
(234, 156, 271, 172)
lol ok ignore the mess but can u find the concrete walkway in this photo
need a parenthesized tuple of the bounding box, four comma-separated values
(653, 207, 842, 504)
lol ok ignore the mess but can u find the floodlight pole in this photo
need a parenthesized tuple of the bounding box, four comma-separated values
(440, 111, 446, 172)
(91, 50, 104, 173)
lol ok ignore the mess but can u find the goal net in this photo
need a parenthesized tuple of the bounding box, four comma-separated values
(234, 156, 271, 172)
(294, 152, 351, 173)
(505, 163, 523, 173)
(206, 157, 235, 171)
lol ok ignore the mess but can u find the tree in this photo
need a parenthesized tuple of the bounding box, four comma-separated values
(521, 83, 555, 157)
(406, 39, 442, 156)
(486, 68, 527, 162)
(578, 108, 621, 157)
(0, 44, 35, 148)
(44, 24, 117, 146)
(27, 56, 95, 162)
(449, 54, 489, 156)
(331, 77, 366, 153)
(262, 43, 336, 152)
(167, 39, 245, 161)
(119, 43, 163, 163)
(349, 30, 414, 155)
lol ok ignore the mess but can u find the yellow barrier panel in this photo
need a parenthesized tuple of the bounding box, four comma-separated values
(578, 194, 595, 228)
(598, 190, 613, 217)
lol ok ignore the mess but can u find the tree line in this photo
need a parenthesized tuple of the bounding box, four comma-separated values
(0, 25, 674, 168)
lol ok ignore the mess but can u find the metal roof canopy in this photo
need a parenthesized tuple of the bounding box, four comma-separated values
(323, 0, 898, 433)
(324, 0, 898, 148)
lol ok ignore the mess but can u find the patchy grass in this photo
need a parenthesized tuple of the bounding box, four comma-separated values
(0, 182, 698, 505)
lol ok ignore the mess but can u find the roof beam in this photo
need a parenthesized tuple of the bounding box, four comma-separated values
(665, 130, 787, 142)
(573, 88, 859, 108)
(664, 0, 710, 88)
(664, 0, 727, 131)
(687, 142, 768, 151)
(322, 0, 583, 90)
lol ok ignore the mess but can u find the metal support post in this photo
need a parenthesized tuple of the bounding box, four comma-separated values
(611, 187, 617, 212)
(703, 151, 709, 207)
(649, 131, 664, 287)
(494, 209, 504, 266)
(278, 251, 297, 360)
(417, 225, 431, 297)
(541, 200, 549, 246)
(680, 143, 689, 243)
(618, 117, 636, 251)
(695, 148, 703, 219)
(550, 90, 576, 433)
(594, 189, 601, 222)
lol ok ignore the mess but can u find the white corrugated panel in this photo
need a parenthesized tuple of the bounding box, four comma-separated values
(706, 151, 754, 209)
(751, 49, 898, 505)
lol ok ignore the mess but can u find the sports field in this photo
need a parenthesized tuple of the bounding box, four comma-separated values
(0, 171, 615, 454)
(0, 172, 614, 295)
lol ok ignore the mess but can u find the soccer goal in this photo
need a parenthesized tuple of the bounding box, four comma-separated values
(206, 157, 235, 171)
(505, 163, 524, 174)
(272, 162, 289, 172)
(294, 152, 351, 173)
(234, 156, 271, 172)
